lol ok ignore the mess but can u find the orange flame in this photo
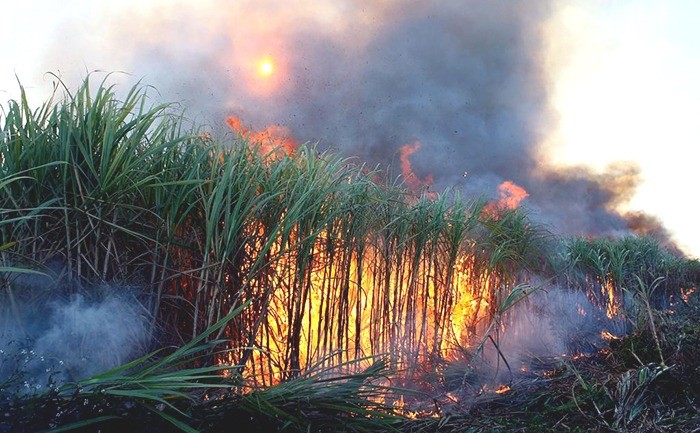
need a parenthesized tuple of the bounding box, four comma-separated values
(398, 141, 436, 198)
(602, 276, 620, 319)
(226, 115, 298, 159)
(483, 181, 529, 215)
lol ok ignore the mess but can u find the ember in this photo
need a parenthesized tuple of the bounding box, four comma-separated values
(601, 330, 620, 340)
(494, 384, 511, 394)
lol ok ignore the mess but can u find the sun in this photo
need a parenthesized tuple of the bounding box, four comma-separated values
(257, 58, 274, 78)
(245, 54, 283, 96)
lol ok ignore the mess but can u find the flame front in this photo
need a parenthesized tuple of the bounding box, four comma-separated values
(233, 229, 500, 384)
(206, 122, 508, 384)
(203, 119, 633, 387)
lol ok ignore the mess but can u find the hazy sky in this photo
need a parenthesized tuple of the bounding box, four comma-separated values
(2, 0, 699, 258)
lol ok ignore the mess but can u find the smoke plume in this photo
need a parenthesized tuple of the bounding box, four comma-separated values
(38, 0, 677, 245)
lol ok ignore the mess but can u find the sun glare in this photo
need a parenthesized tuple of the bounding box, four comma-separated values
(257, 58, 274, 77)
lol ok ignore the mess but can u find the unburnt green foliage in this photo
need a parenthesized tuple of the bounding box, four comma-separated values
(1, 77, 555, 383)
(2, 76, 699, 433)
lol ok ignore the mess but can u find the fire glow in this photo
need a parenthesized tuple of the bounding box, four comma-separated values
(210, 119, 530, 384)
(3, 2, 700, 428)
(211, 118, 630, 387)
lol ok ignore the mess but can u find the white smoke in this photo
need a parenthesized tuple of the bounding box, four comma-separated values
(0, 285, 152, 393)
(473, 286, 627, 385)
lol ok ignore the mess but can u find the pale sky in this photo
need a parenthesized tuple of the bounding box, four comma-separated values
(542, 1, 700, 258)
(2, 0, 699, 258)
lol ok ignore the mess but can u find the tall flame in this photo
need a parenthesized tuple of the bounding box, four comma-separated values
(231, 232, 497, 384)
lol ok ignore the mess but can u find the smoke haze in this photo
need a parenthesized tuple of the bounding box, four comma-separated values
(0, 284, 152, 390)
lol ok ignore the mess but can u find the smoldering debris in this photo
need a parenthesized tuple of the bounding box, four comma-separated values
(482, 287, 627, 373)
(424, 285, 629, 404)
